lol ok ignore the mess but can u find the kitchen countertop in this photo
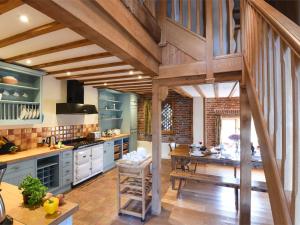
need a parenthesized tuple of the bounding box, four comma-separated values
(99, 133, 130, 141)
(0, 146, 73, 164)
(1, 182, 79, 225)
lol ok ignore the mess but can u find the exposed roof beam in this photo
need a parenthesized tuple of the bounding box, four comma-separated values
(86, 80, 152, 86)
(56, 69, 137, 80)
(0, 22, 64, 48)
(158, 55, 242, 79)
(95, 0, 161, 62)
(172, 87, 193, 98)
(34, 52, 112, 68)
(0, 0, 23, 14)
(84, 78, 151, 85)
(47, 61, 128, 75)
(214, 83, 219, 98)
(24, 0, 160, 74)
(6, 39, 91, 62)
(193, 85, 206, 98)
(121, 0, 161, 43)
(229, 81, 239, 97)
(78, 74, 148, 82)
(193, 85, 207, 98)
(94, 83, 152, 88)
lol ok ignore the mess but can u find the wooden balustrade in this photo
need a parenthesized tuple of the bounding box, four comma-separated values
(166, 0, 241, 56)
(243, 0, 300, 224)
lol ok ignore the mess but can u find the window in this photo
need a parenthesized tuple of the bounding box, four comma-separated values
(220, 116, 258, 147)
(161, 101, 174, 134)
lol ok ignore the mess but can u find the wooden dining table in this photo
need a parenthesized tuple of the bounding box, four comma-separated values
(170, 145, 263, 184)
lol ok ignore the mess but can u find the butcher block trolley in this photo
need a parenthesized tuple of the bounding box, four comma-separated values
(116, 158, 152, 222)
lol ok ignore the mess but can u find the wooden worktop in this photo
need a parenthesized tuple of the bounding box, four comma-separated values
(99, 133, 130, 141)
(0, 146, 73, 164)
(1, 182, 78, 225)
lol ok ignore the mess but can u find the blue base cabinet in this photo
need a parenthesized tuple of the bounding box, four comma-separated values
(103, 141, 115, 172)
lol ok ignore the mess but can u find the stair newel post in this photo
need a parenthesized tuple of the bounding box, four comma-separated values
(240, 85, 252, 225)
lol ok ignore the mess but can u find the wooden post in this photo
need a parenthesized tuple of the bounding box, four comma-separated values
(240, 85, 252, 225)
(151, 81, 162, 215)
(205, 0, 214, 81)
(291, 53, 300, 225)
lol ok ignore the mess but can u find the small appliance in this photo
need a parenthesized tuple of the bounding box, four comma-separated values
(0, 163, 13, 225)
(87, 131, 101, 140)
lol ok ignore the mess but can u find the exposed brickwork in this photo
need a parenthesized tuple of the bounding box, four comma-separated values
(204, 97, 240, 147)
(138, 91, 193, 144)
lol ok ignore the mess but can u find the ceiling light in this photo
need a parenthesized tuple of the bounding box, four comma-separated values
(66, 72, 71, 76)
(26, 59, 31, 65)
(104, 83, 107, 86)
(129, 70, 134, 75)
(138, 75, 142, 79)
(19, 15, 29, 23)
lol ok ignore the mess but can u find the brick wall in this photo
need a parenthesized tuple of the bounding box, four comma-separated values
(138, 91, 193, 144)
(204, 97, 240, 147)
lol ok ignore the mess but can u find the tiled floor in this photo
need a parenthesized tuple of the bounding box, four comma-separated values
(65, 160, 273, 225)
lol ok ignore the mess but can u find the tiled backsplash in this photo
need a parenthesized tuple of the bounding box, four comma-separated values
(0, 123, 99, 150)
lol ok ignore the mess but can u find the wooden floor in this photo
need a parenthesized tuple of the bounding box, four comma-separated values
(65, 159, 273, 225)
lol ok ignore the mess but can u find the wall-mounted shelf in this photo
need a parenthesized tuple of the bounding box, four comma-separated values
(102, 99, 121, 103)
(0, 61, 44, 125)
(0, 82, 39, 91)
(102, 118, 123, 121)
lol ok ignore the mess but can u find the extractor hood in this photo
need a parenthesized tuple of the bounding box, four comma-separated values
(56, 80, 98, 114)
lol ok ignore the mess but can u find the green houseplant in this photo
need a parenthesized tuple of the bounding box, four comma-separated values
(18, 176, 47, 207)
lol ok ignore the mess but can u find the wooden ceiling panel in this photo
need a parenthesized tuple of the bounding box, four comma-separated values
(0, 4, 52, 39)
(52, 65, 134, 77)
(0, 28, 83, 59)
(84, 78, 152, 85)
(42, 56, 122, 72)
(79, 75, 149, 83)
(15, 43, 103, 65)
(198, 84, 215, 98)
(218, 82, 236, 97)
(181, 86, 201, 97)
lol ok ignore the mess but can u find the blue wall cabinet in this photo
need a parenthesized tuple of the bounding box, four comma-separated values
(103, 141, 115, 171)
(0, 61, 45, 125)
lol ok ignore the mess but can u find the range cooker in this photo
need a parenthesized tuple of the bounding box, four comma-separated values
(63, 138, 104, 185)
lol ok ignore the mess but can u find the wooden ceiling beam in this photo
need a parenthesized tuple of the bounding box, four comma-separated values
(77, 74, 148, 82)
(56, 69, 137, 80)
(193, 85, 206, 98)
(0, 0, 23, 14)
(34, 52, 112, 68)
(84, 79, 152, 85)
(158, 55, 242, 79)
(120, 0, 161, 43)
(24, 0, 160, 74)
(94, 0, 161, 62)
(94, 83, 152, 88)
(85, 80, 152, 86)
(47, 61, 128, 75)
(6, 39, 92, 62)
(0, 21, 64, 48)
(172, 87, 193, 98)
(229, 81, 239, 97)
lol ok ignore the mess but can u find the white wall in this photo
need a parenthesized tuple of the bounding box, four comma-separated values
(0, 76, 98, 129)
(193, 97, 204, 144)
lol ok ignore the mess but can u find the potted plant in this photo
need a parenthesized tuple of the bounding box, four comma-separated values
(18, 176, 47, 207)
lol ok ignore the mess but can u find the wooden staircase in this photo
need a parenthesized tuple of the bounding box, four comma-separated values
(242, 0, 300, 224)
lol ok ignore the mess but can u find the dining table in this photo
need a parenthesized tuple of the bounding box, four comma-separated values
(170, 145, 263, 189)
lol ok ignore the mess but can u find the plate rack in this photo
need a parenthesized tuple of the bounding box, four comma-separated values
(0, 102, 40, 121)
(117, 158, 152, 222)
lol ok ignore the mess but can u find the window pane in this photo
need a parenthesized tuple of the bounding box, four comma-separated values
(161, 102, 173, 131)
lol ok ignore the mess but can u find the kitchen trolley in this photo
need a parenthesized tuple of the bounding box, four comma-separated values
(116, 158, 152, 222)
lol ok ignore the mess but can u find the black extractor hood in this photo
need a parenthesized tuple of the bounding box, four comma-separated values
(56, 80, 98, 114)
